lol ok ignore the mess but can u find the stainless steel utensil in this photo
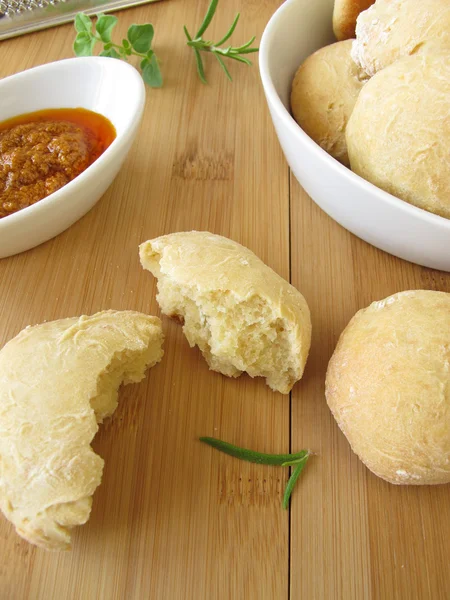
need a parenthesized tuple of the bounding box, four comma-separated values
(0, 0, 161, 40)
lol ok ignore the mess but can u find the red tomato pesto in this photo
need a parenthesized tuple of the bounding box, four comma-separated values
(0, 108, 116, 219)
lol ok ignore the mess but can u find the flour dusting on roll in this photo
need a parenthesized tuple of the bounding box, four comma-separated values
(326, 290, 450, 485)
(0, 310, 164, 550)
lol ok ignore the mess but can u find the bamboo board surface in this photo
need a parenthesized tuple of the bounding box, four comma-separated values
(0, 1, 449, 599)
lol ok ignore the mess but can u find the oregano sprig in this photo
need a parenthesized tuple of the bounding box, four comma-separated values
(73, 13, 162, 88)
(184, 0, 259, 83)
(73, 0, 259, 87)
(200, 437, 311, 509)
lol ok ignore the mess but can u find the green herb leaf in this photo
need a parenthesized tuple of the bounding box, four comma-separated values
(127, 23, 154, 53)
(282, 457, 309, 510)
(195, 0, 219, 38)
(200, 437, 311, 510)
(199, 437, 309, 466)
(215, 12, 240, 46)
(234, 36, 257, 52)
(95, 13, 118, 43)
(236, 47, 259, 55)
(141, 54, 163, 88)
(99, 48, 121, 59)
(194, 48, 207, 84)
(118, 47, 129, 60)
(73, 31, 97, 57)
(226, 54, 252, 66)
(214, 53, 232, 81)
(185, 0, 258, 83)
(183, 25, 192, 42)
(74, 13, 92, 34)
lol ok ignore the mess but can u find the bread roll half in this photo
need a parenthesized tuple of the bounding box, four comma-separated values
(140, 232, 311, 394)
(0, 310, 164, 550)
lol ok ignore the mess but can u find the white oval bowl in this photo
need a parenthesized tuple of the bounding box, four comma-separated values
(0, 57, 145, 258)
(259, 0, 450, 271)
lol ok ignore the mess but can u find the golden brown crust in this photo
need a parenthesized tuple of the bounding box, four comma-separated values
(333, 0, 375, 41)
(352, 0, 450, 76)
(346, 50, 450, 219)
(326, 290, 450, 485)
(290, 40, 367, 166)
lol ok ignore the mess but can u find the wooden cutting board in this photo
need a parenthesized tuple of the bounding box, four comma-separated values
(0, 1, 448, 598)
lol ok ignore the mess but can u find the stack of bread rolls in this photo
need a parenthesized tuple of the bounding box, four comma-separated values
(291, 0, 450, 219)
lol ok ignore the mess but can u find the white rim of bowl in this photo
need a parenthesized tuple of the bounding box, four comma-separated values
(259, 0, 450, 231)
(0, 57, 145, 229)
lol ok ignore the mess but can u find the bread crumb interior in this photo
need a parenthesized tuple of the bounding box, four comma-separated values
(158, 279, 300, 393)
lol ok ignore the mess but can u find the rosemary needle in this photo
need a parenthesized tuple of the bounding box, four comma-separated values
(282, 458, 309, 510)
(199, 437, 310, 508)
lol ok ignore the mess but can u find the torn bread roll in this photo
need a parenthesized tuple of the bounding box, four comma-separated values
(140, 232, 311, 394)
(326, 290, 450, 485)
(0, 310, 164, 551)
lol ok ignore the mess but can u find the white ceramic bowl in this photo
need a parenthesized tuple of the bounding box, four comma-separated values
(259, 0, 450, 271)
(0, 57, 145, 258)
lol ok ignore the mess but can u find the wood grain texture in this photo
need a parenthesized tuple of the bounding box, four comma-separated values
(1, 1, 449, 599)
(0, 1, 289, 599)
(290, 178, 450, 600)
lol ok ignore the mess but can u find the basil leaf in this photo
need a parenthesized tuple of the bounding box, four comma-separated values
(99, 48, 121, 59)
(73, 32, 96, 57)
(141, 54, 162, 88)
(95, 14, 118, 43)
(127, 23, 154, 53)
(74, 13, 92, 34)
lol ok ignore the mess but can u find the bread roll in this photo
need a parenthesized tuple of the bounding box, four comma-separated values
(326, 290, 450, 485)
(333, 0, 375, 41)
(290, 40, 367, 166)
(0, 311, 164, 550)
(346, 50, 450, 219)
(140, 232, 311, 394)
(352, 0, 450, 76)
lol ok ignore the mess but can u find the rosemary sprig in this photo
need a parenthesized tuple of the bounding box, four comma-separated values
(200, 437, 310, 509)
(184, 0, 259, 83)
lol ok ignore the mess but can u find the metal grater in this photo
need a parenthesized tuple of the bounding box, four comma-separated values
(0, 0, 162, 40)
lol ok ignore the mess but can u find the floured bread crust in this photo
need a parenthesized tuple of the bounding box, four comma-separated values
(326, 290, 450, 485)
(0, 310, 164, 550)
(140, 232, 311, 394)
(352, 0, 450, 76)
(291, 40, 367, 166)
(346, 50, 450, 219)
(333, 0, 375, 41)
